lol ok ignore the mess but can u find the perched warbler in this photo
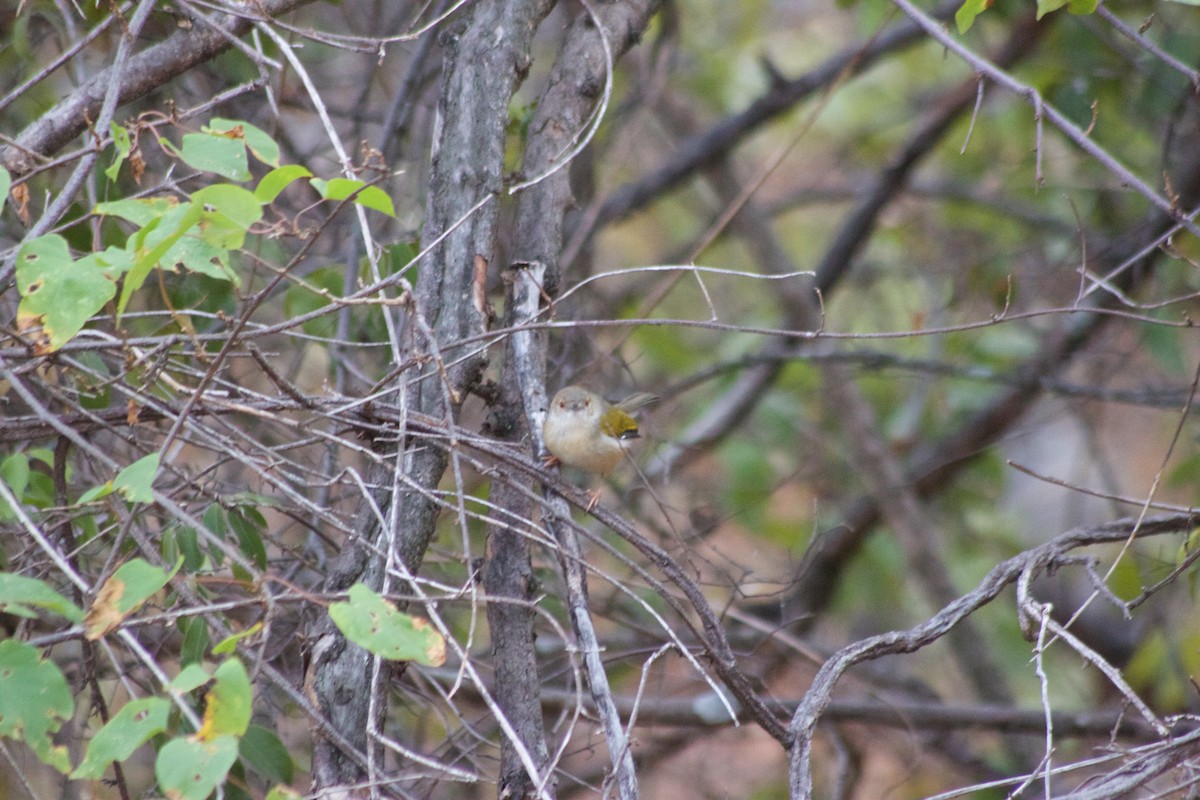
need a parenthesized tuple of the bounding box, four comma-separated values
(542, 385, 656, 506)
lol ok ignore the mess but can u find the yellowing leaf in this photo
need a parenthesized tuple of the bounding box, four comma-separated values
(329, 584, 446, 666)
(196, 659, 252, 741)
(113, 453, 159, 503)
(84, 557, 181, 640)
(83, 576, 128, 640)
(15, 235, 117, 352)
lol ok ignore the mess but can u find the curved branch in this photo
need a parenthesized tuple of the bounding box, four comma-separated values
(786, 512, 1200, 799)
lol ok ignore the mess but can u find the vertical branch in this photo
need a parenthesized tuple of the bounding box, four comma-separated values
(548, 509, 641, 800)
(305, 1, 555, 795)
(497, 3, 661, 798)
(483, 263, 554, 800)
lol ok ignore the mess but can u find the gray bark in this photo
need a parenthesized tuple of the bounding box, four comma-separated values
(305, 1, 556, 795)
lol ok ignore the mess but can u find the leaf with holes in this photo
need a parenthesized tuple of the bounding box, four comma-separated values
(71, 697, 170, 779)
(15, 235, 117, 352)
(0, 640, 74, 771)
(329, 584, 446, 665)
(155, 735, 239, 800)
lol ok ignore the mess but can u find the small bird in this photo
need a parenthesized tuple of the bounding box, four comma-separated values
(542, 385, 656, 508)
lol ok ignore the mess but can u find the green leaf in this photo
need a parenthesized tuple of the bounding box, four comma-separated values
(19, 450, 56, 512)
(118, 203, 204, 317)
(16, 235, 117, 351)
(198, 659, 252, 740)
(173, 525, 205, 572)
(105, 122, 132, 182)
(155, 735, 239, 800)
(0, 453, 30, 521)
(212, 622, 261, 656)
(155, 184, 264, 286)
(239, 724, 295, 784)
(75, 350, 113, 409)
(1066, 0, 1098, 12)
(0, 166, 10, 217)
(176, 131, 251, 181)
(81, 453, 160, 506)
(310, 177, 396, 217)
(267, 787, 304, 800)
(113, 453, 159, 503)
(227, 505, 267, 569)
(379, 240, 420, 276)
(0, 454, 29, 497)
(98, 186, 256, 309)
(0, 572, 84, 623)
(71, 697, 170, 779)
(96, 196, 180, 227)
(171, 663, 213, 693)
(207, 118, 281, 167)
(1036, 0, 1068, 18)
(78, 482, 115, 504)
(0, 640, 74, 771)
(190, 184, 264, 231)
(84, 557, 182, 640)
(159, 235, 236, 283)
(954, 0, 992, 32)
(1106, 557, 1142, 602)
(329, 584, 447, 665)
(80, 248, 132, 279)
(1176, 527, 1200, 566)
(179, 615, 211, 666)
(256, 164, 312, 203)
(203, 503, 228, 540)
